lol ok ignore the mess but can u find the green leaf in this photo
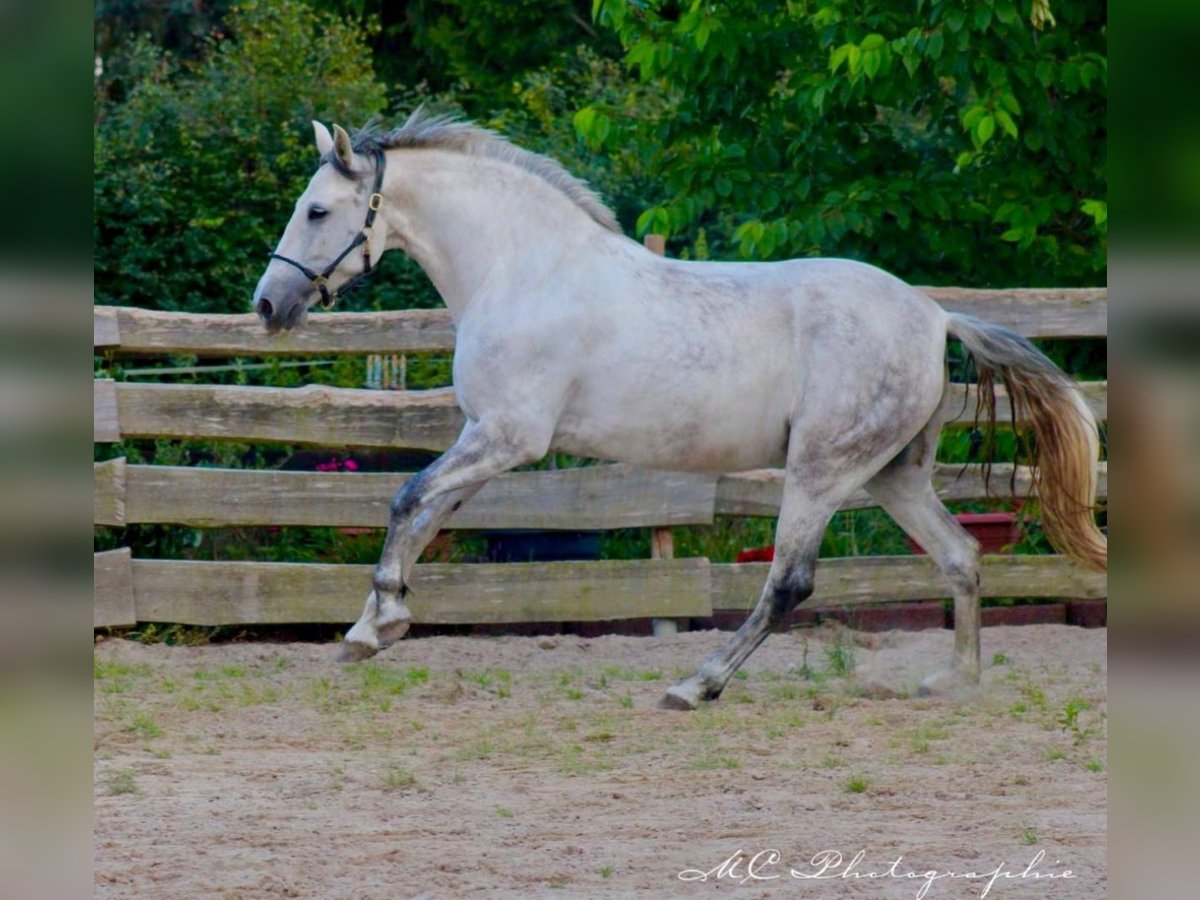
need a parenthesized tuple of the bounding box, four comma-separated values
(863, 49, 881, 79)
(999, 92, 1022, 115)
(994, 109, 1018, 139)
(974, 115, 996, 146)
(847, 44, 862, 77)
(1080, 199, 1107, 226)
(592, 113, 611, 145)
(635, 207, 658, 237)
(926, 30, 944, 60)
(860, 33, 886, 51)
(572, 107, 596, 138)
(962, 105, 987, 130)
(830, 44, 852, 73)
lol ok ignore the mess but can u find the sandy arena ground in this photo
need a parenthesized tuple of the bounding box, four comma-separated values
(94, 624, 1106, 898)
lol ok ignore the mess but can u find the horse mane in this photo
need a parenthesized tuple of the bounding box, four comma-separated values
(331, 109, 622, 235)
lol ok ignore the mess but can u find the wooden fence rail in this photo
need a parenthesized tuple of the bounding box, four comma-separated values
(93, 549, 1106, 629)
(94, 458, 1107, 529)
(93, 379, 1108, 449)
(94, 287, 1106, 357)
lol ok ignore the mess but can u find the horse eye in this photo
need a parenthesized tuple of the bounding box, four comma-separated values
(307, 206, 328, 221)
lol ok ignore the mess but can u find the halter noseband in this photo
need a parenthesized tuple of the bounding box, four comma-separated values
(269, 148, 387, 310)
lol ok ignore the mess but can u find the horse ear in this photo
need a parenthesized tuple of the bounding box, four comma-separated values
(313, 121, 334, 158)
(332, 124, 354, 169)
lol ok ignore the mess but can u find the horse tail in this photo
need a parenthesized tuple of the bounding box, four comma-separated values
(947, 313, 1106, 572)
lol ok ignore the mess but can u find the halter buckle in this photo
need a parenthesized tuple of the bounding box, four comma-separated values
(368, 193, 384, 212)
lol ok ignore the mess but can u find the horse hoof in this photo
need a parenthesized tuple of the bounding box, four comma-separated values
(337, 640, 378, 664)
(658, 687, 699, 711)
(377, 617, 411, 649)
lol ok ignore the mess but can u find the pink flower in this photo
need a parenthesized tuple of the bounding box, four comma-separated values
(343, 459, 359, 471)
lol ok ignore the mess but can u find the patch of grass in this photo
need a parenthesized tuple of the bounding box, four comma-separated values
(793, 639, 823, 681)
(1057, 696, 1100, 745)
(769, 683, 800, 702)
(564, 687, 585, 701)
(560, 744, 615, 775)
(454, 740, 494, 761)
(1020, 827, 1038, 845)
(1083, 757, 1103, 773)
(599, 865, 614, 878)
(689, 753, 741, 771)
(823, 639, 856, 678)
(381, 766, 420, 791)
(495, 806, 515, 819)
(618, 693, 634, 709)
(235, 682, 281, 707)
(845, 774, 869, 794)
(992, 652, 1011, 666)
(821, 754, 845, 769)
(636, 669, 663, 682)
(907, 723, 950, 755)
(1046, 747, 1066, 762)
(123, 712, 163, 740)
(104, 770, 141, 796)
(1018, 681, 1049, 711)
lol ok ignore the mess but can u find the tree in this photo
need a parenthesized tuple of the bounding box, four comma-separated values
(583, 0, 1106, 288)
(94, 0, 388, 313)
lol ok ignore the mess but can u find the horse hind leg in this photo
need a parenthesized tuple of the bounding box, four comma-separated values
(660, 476, 848, 711)
(866, 446, 982, 693)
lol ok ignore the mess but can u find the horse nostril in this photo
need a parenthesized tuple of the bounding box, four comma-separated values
(256, 297, 274, 321)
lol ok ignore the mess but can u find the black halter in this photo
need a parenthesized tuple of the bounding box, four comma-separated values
(269, 148, 387, 310)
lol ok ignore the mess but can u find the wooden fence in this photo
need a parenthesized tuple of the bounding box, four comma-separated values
(94, 258, 1107, 632)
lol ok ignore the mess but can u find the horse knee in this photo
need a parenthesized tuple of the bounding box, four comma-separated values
(389, 477, 423, 522)
(770, 566, 815, 615)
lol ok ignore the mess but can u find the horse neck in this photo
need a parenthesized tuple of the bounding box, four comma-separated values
(381, 150, 605, 318)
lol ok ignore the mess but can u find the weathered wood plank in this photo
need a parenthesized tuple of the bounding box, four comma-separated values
(93, 379, 120, 442)
(95, 306, 457, 356)
(711, 554, 1107, 610)
(99, 379, 1106, 450)
(94, 458, 127, 526)
(717, 462, 1109, 517)
(130, 558, 712, 625)
(93, 292, 1105, 357)
(922, 287, 1107, 339)
(944, 380, 1107, 427)
(100, 460, 1108, 527)
(94, 306, 120, 347)
(94, 548, 136, 627)
(111, 381, 465, 451)
(118, 463, 716, 529)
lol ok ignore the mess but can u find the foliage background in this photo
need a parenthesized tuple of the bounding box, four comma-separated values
(94, 0, 1106, 571)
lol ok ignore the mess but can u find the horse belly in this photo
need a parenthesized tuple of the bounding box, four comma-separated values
(552, 379, 792, 473)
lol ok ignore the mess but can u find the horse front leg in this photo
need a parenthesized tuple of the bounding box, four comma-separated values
(339, 483, 481, 660)
(339, 418, 546, 662)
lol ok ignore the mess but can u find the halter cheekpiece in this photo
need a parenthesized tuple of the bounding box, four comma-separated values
(269, 148, 387, 310)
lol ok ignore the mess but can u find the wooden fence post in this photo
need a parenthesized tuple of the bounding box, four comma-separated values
(644, 233, 686, 636)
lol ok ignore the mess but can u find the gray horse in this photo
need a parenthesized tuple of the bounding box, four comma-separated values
(254, 111, 1106, 709)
